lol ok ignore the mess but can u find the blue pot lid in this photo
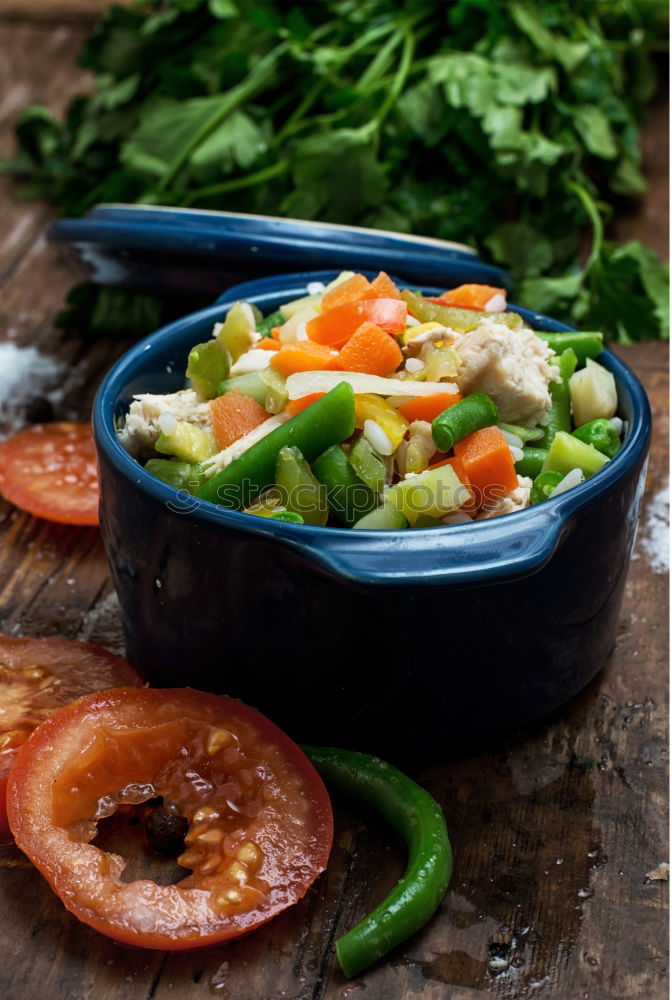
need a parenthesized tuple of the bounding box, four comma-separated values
(49, 203, 509, 298)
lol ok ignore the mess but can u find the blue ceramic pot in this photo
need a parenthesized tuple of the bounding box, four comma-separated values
(93, 271, 651, 753)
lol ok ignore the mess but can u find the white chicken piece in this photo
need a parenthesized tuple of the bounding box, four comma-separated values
(118, 389, 212, 458)
(450, 322, 559, 425)
(477, 476, 533, 520)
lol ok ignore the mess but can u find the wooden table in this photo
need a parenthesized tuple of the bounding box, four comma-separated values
(0, 18, 668, 1000)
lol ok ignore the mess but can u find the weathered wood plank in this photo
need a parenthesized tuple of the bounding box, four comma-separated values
(0, 16, 667, 1000)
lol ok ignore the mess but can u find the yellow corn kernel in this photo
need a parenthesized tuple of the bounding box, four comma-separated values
(401, 321, 443, 346)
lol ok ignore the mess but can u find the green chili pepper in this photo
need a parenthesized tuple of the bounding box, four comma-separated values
(145, 458, 206, 494)
(541, 430, 610, 479)
(301, 746, 452, 979)
(515, 447, 548, 480)
(353, 500, 408, 530)
(499, 421, 544, 444)
(186, 340, 231, 399)
(431, 392, 499, 452)
(348, 434, 386, 493)
(540, 348, 578, 450)
(217, 372, 268, 405)
(312, 444, 377, 527)
(275, 446, 328, 526)
(535, 331, 603, 365)
(401, 290, 523, 332)
(572, 418, 621, 458)
(530, 470, 564, 505)
(197, 382, 355, 509)
(256, 308, 285, 337)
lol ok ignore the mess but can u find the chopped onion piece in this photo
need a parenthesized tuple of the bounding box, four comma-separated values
(549, 467, 585, 497)
(230, 349, 273, 375)
(485, 292, 507, 312)
(509, 445, 524, 462)
(501, 429, 524, 449)
(406, 315, 421, 327)
(610, 416, 624, 434)
(441, 511, 474, 525)
(285, 371, 458, 400)
(307, 281, 326, 295)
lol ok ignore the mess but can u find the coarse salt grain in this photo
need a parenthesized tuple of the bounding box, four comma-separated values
(637, 481, 669, 575)
(0, 344, 68, 438)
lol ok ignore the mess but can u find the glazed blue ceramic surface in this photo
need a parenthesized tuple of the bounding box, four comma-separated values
(93, 271, 651, 752)
(49, 206, 507, 297)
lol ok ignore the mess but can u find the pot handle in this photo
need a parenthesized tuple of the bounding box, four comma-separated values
(278, 507, 566, 588)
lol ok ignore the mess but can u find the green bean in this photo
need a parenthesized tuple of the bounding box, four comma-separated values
(540, 348, 577, 450)
(572, 418, 622, 458)
(197, 382, 355, 509)
(515, 447, 548, 479)
(535, 331, 603, 365)
(431, 392, 499, 451)
(255, 308, 285, 337)
(530, 470, 564, 505)
(301, 746, 452, 979)
(312, 445, 377, 527)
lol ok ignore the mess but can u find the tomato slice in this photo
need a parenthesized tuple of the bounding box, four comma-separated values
(0, 422, 99, 525)
(7, 687, 333, 950)
(0, 634, 142, 843)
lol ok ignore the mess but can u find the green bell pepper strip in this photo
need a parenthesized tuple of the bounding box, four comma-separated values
(401, 290, 523, 332)
(572, 418, 621, 458)
(217, 372, 268, 405)
(515, 447, 548, 480)
(186, 340, 231, 399)
(348, 434, 386, 493)
(541, 430, 610, 479)
(530, 470, 564, 505)
(312, 444, 377, 527)
(197, 382, 355, 509)
(275, 446, 328, 526)
(540, 348, 578, 450)
(534, 331, 603, 365)
(432, 392, 499, 452)
(353, 500, 408, 530)
(256, 308, 285, 337)
(301, 746, 452, 979)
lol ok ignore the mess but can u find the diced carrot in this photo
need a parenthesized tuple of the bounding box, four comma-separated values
(362, 271, 402, 300)
(284, 392, 327, 417)
(270, 326, 283, 341)
(321, 274, 371, 311)
(307, 298, 407, 347)
(337, 321, 403, 377)
(269, 341, 339, 376)
(436, 284, 507, 311)
(397, 392, 463, 424)
(210, 391, 268, 450)
(257, 338, 280, 350)
(454, 426, 518, 501)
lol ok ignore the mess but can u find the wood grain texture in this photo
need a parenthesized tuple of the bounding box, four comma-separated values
(0, 20, 668, 1000)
